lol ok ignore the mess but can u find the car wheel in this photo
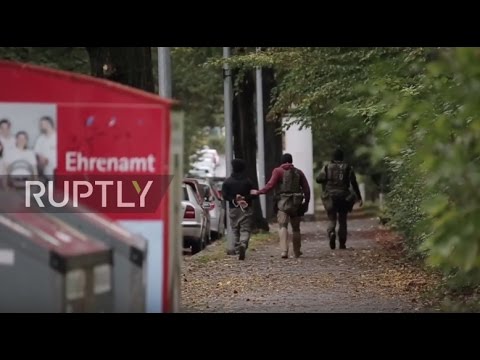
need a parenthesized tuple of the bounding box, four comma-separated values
(191, 240, 202, 255)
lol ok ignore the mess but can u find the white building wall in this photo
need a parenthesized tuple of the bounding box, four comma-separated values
(284, 119, 315, 215)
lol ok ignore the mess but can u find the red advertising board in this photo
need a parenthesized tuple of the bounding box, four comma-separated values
(56, 104, 171, 220)
(0, 61, 174, 312)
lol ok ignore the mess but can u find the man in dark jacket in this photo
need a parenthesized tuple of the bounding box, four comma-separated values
(316, 149, 363, 250)
(222, 158, 256, 260)
(251, 153, 310, 259)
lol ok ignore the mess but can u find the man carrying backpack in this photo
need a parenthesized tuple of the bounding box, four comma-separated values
(251, 153, 310, 259)
(316, 149, 363, 250)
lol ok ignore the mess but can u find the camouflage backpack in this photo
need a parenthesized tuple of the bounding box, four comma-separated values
(325, 162, 350, 195)
(277, 167, 304, 215)
(322, 162, 356, 211)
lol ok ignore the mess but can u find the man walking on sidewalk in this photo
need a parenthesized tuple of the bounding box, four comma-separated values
(222, 159, 256, 260)
(251, 153, 310, 259)
(316, 148, 363, 249)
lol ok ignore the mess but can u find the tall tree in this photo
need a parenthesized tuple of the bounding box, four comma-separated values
(262, 68, 283, 221)
(231, 48, 269, 231)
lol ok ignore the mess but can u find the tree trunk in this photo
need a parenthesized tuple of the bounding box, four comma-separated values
(85, 47, 154, 92)
(231, 51, 269, 231)
(262, 68, 283, 222)
(86, 47, 109, 78)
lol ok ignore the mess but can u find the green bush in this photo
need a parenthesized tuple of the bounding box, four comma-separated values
(376, 48, 480, 284)
(383, 152, 431, 258)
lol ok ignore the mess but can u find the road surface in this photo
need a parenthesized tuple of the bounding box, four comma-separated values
(181, 217, 438, 312)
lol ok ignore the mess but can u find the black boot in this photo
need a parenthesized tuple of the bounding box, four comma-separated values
(238, 246, 246, 260)
(339, 241, 346, 250)
(328, 231, 336, 250)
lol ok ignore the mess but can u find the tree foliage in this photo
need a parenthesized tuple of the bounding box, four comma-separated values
(374, 48, 480, 284)
(215, 47, 429, 175)
(169, 47, 224, 173)
(0, 47, 90, 74)
(221, 46, 480, 285)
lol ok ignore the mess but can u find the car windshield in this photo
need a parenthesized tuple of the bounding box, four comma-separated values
(183, 186, 189, 201)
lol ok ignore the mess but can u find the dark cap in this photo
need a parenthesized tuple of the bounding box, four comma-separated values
(281, 153, 293, 164)
(232, 158, 246, 173)
(333, 148, 344, 161)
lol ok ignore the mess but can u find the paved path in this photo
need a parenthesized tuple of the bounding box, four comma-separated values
(182, 217, 436, 313)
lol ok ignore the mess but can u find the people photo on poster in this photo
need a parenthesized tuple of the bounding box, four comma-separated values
(0, 103, 57, 189)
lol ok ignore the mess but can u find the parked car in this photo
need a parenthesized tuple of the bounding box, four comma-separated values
(212, 177, 225, 197)
(194, 146, 220, 167)
(192, 156, 216, 171)
(181, 181, 211, 254)
(189, 164, 214, 178)
(185, 178, 213, 242)
(199, 148, 220, 167)
(195, 178, 226, 240)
